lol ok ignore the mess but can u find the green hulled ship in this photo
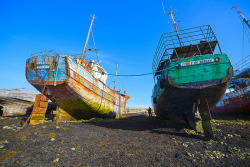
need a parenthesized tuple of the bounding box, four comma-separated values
(151, 8, 233, 139)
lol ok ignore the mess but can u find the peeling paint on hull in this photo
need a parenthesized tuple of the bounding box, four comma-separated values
(152, 54, 233, 125)
(26, 51, 129, 119)
(211, 86, 250, 114)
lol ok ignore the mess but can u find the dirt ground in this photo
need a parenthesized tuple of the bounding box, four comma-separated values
(0, 113, 249, 167)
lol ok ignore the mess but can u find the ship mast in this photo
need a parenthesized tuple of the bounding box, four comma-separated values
(232, 6, 250, 61)
(81, 15, 96, 61)
(232, 6, 250, 29)
(163, 5, 183, 46)
(114, 61, 119, 91)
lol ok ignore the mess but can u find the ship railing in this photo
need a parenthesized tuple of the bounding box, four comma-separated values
(233, 55, 250, 72)
(30, 50, 82, 59)
(68, 54, 82, 59)
(31, 50, 57, 58)
(30, 51, 97, 67)
(228, 55, 250, 89)
(232, 55, 250, 79)
(152, 25, 222, 75)
(30, 50, 67, 64)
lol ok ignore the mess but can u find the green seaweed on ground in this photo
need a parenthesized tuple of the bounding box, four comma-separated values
(215, 119, 250, 126)
(184, 129, 198, 135)
(16, 135, 26, 141)
(46, 133, 57, 139)
(0, 150, 21, 162)
(185, 119, 219, 139)
(37, 132, 57, 139)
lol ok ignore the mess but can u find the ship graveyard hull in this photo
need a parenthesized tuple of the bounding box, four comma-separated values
(152, 25, 233, 138)
(26, 52, 129, 120)
(30, 78, 126, 119)
(0, 89, 37, 116)
(0, 98, 33, 116)
(212, 99, 250, 115)
(154, 81, 229, 126)
(211, 85, 250, 115)
(152, 54, 233, 128)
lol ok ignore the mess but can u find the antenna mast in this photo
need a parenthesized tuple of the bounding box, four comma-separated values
(114, 61, 119, 91)
(232, 6, 250, 29)
(81, 15, 96, 61)
(163, 4, 182, 46)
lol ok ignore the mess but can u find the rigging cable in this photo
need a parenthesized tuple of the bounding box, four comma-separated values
(80, 61, 229, 77)
(91, 29, 100, 64)
(243, 18, 245, 61)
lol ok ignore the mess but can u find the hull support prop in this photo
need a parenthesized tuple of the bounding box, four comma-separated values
(196, 97, 215, 140)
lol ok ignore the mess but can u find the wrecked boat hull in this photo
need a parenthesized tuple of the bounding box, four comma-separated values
(154, 81, 229, 125)
(0, 89, 37, 116)
(152, 53, 233, 127)
(152, 21, 233, 139)
(211, 85, 250, 115)
(0, 98, 33, 116)
(26, 51, 129, 119)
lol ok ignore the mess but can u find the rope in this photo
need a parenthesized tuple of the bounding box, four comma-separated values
(244, 23, 250, 42)
(83, 63, 173, 76)
(82, 61, 229, 77)
(238, 14, 250, 61)
(90, 29, 100, 64)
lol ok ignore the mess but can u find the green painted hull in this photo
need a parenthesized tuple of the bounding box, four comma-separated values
(168, 54, 232, 85)
(152, 54, 233, 125)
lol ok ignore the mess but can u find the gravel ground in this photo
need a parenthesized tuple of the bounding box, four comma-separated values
(0, 113, 249, 167)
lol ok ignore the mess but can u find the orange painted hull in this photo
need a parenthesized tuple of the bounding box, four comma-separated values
(26, 51, 129, 119)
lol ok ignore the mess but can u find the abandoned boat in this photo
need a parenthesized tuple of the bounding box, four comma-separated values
(211, 6, 250, 115)
(0, 88, 36, 116)
(151, 8, 233, 138)
(25, 15, 130, 119)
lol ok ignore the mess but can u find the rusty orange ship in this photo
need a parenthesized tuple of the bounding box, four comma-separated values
(25, 15, 130, 119)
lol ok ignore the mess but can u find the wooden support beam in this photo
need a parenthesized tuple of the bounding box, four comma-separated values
(197, 97, 215, 140)
(30, 94, 48, 125)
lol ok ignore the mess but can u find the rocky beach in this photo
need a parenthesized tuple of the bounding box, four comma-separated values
(0, 113, 249, 166)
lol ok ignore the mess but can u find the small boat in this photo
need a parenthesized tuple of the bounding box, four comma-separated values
(0, 88, 36, 116)
(151, 7, 233, 138)
(211, 6, 250, 115)
(25, 15, 130, 120)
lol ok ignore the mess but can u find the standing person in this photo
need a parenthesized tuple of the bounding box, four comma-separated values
(148, 107, 152, 117)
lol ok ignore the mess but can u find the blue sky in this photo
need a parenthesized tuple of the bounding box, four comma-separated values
(0, 0, 249, 107)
